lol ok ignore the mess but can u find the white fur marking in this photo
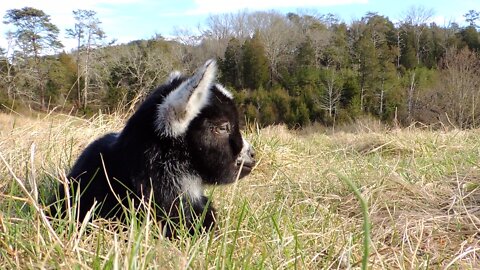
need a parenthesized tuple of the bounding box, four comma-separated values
(156, 60, 217, 137)
(215, 83, 234, 100)
(180, 174, 203, 201)
(240, 138, 251, 160)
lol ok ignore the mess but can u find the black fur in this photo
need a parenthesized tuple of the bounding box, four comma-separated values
(51, 61, 255, 238)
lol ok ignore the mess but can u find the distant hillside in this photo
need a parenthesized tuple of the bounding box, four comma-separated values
(1, 8, 480, 128)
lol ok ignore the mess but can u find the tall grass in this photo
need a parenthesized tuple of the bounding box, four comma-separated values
(1, 112, 480, 269)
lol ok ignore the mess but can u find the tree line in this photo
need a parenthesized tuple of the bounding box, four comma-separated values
(1, 7, 480, 128)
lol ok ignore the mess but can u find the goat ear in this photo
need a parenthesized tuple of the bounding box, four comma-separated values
(156, 59, 217, 137)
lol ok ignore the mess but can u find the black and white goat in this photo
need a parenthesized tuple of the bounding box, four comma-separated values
(51, 60, 255, 237)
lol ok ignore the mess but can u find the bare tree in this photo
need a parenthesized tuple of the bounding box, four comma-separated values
(197, 11, 253, 66)
(439, 48, 480, 128)
(250, 11, 299, 87)
(90, 39, 181, 112)
(288, 12, 332, 68)
(320, 69, 342, 120)
(118, 42, 177, 110)
(406, 70, 416, 121)
(203, 11, 252, 40)
(402, 6, 434, 65)
(66, 9, 105, 109)
(394, 22, 403, 68)
(0, 32, 17, 100)
(204, 14, 234, 40)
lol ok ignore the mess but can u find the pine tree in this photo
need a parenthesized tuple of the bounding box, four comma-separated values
(242, 32, 269, 90)
(4, 7, 63, 108)
(293, 38, 318, 89)
(219, 37, 243, 89)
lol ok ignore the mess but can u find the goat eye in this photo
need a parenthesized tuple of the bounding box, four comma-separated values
(211, 122, 231, 135)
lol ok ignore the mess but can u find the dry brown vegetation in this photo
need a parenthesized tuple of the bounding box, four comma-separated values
(0, 112, 479, 269)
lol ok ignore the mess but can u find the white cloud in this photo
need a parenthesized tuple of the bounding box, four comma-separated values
(186, 0, 368, 15)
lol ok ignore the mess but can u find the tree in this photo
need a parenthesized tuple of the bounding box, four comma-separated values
(0, 32, 17, 100)
(377, 61, 398, 118)
(293, 37, 319, 90)
(291, 99, 310, 126)
(242, 32, 269, 90)
(103, 38, 179, 112)
(325, 22, 350, 69)
(295, 37, 315, 68)
(287, 12, 331, 68)
(464, 10, 480, 28)
(352, 13, 398, 116)
(66, 9, 106, 110)
(45, 53, 77, 104)
(398, 29, 417, 69)
(319, 68, 342, 122)
(438, 48, 480, 128)
(3, 7, 62, 60)
(364, 14, 398, 117)
(3, 7, 63, 107)
(459, 26, 480, 51)
(219, 37, 243, 89)
(421, 23, 447, 68)
(401, 6, 434, 66)
(353, 23, 380, 112)
(251, 11, 299, 88)
(404, 67, 436, 124)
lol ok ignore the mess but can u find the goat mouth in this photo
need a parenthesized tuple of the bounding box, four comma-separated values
(236, 161, 255, 174)
(241, 164, 253, 172)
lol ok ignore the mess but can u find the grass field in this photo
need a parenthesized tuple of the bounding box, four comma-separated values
(0, 112, 479, 269)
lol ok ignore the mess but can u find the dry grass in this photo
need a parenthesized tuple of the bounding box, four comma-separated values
(0, 112, 479, 269)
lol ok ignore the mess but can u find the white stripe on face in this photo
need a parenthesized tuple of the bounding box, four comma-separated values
(240, 138, 251, 160)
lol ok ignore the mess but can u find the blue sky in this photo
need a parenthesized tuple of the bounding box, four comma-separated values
(0, 0, 478, 50)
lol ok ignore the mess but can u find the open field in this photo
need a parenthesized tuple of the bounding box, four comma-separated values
(0, 112, 479, 269)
